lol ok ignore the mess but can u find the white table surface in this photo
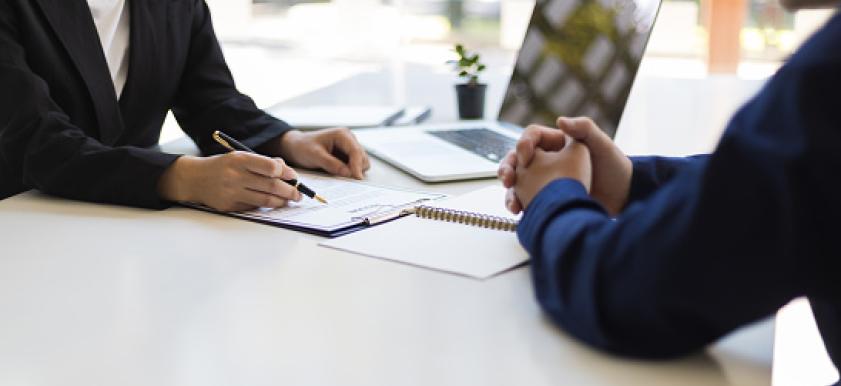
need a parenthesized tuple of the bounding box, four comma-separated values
(0, 150, 773, 386)
(0, 68, 788, 386)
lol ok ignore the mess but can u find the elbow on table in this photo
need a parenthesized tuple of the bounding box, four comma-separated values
(534, 287, 708, 361)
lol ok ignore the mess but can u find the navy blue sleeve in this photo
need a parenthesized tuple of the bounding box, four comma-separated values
(627, 156, 707, 204)
(517, 13, 841, 359)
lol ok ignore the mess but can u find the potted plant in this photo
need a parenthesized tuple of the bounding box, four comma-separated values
(449, 44, 487, 120)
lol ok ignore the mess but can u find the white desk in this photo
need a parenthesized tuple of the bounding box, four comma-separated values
(0, 69, 784, 386)
(0, 151, 773, 386)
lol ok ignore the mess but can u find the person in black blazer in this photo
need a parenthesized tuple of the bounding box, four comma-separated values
(498, 0, 841, 373)
(0, 0, 370, 211)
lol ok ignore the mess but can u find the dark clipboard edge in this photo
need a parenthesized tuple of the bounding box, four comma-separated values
(181, 203, 412, 238)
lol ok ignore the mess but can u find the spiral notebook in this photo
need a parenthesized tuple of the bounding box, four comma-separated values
(320, 186, 528, 279)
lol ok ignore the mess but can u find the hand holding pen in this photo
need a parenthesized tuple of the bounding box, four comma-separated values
(157, 130, 354, 212)
(156, 145, 305, 212)
(212, 131, 327, 204)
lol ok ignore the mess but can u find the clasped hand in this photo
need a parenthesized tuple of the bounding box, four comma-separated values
(498, 117, 633, 216)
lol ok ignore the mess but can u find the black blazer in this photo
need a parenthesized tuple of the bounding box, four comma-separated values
(0, 0, 292, 208)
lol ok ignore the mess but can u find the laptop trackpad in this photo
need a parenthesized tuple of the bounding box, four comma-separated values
(377, 138, 497, 176)
(390, 138, 493, 160)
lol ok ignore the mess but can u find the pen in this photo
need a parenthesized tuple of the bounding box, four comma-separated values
(212, 130, 328, 204)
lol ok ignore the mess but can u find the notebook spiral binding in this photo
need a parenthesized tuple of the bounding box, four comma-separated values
(409, 205, 518, 232)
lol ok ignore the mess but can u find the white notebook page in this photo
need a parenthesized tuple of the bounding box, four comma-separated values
(320, 186, 527, 279)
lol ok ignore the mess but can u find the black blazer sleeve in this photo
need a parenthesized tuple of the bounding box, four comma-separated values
(0, 3, 178, 209)
(171, 0, 293, 155)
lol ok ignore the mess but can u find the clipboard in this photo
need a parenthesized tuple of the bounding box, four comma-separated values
(181, 173, 446, 238)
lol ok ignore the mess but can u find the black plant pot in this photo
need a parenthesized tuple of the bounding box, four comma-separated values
(455, 83, 486, 119)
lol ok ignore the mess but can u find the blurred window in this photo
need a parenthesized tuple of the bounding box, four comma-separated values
(212, 0, 833, 75)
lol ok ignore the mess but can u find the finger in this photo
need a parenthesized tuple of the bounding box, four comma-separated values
(241, 172, 302, 202)
(238, 152, 297, 180)
(362, 150, 372, 172)
(273, 158, 298, 180)
(498, 163, 515, 188)
(516, 125, 566, 167)
(332, 128, 368, 179)
(506, 188, 523, 214)
(515, 126, 541, 167)
(497, 151, 518, 188)
(236, 152, 279, 176)
(557, 117, 614, 155)
(565, 138, 591, 158)
(237, 188, 289, 209)
(501, 149, 517, 169)
(532, 124, 567, 151)
(312, 147, 352, 178)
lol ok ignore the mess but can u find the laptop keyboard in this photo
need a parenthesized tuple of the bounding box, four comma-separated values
(427, 128, 516, 163)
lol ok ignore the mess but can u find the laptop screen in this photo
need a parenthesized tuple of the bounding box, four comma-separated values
(498, 0, 662, 138)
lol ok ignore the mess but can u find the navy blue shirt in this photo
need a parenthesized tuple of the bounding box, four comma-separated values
(517, 10, 841, 368)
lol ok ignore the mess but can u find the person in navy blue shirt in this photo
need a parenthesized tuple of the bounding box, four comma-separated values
(498, 0, 841, 371)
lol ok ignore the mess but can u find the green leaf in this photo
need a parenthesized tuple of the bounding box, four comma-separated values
(477, 64, 486, 72)
(459, 70, 469, 77)
(455, 44, 465, 55)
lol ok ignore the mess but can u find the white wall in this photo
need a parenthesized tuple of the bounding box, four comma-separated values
(204, 0, 253, 39)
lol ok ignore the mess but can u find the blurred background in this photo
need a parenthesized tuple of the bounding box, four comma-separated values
(161, 0, 836, 154)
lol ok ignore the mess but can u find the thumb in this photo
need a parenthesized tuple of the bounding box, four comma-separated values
(557, 117, 614, 156)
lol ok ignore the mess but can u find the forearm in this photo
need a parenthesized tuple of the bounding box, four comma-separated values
(22, 132, 181, 208)
(157, 155, 197, 203)
(518, 167, 802, 358)
(522, 190, 696, 358)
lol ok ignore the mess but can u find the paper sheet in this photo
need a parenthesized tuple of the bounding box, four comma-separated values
(231, 174, 444, 233)
(320, 186, 528, 279)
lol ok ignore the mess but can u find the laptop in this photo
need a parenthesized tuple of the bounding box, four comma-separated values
(354, 0, 662, 182)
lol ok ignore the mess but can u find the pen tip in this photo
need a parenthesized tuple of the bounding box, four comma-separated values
(315, 195, 328, 204)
